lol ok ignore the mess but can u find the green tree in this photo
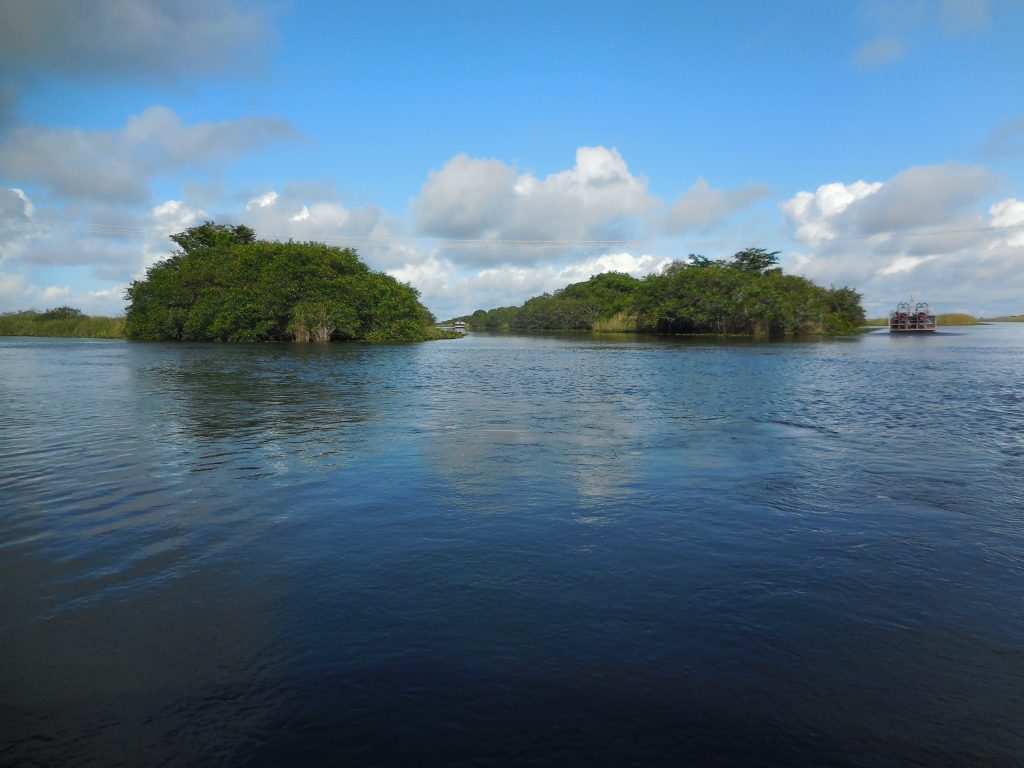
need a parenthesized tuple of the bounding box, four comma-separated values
(41, 306, 84, 319)
(731, 248, 781, 273)
(125, 223, 438, 343)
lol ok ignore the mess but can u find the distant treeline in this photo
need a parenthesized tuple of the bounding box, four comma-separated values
(0, 306, 125, 338)
(452, 249, 865, 336)
(126, 222, 448, 342)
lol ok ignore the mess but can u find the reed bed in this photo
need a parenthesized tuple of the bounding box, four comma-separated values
(591, 312, 640, 333)
(0, 311, 126, 338)
(935, 313, 979, 325)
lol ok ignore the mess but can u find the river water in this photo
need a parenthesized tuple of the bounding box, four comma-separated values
(1, 326, 1022, 767)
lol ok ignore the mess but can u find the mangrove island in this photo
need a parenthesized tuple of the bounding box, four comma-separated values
(452, 248, 865, 336)
(125, 222, 447, 342)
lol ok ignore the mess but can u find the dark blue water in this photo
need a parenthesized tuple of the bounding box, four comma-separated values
(2, 327, 1022, 767)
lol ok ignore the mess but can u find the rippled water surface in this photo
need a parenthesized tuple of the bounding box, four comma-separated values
(2, 327, 1023, 766)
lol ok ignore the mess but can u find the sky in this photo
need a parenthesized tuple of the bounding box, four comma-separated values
(1, 0, 1022, 320)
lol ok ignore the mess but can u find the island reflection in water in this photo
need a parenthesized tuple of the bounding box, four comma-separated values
(1, 327, 1022, 766)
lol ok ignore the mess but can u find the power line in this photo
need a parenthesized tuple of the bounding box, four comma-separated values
(17, 219, 1024, 249)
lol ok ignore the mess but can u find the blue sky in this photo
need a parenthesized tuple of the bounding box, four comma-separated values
(1, 0, 1023, 319)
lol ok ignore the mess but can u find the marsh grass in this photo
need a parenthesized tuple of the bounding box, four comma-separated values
(0, 310, 126, 338)
(935, 313, 979, 325)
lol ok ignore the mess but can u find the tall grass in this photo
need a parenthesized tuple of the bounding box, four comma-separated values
(591, 312, 639, 333)
(0, 310, 126, 338)
(935, 313, 978, 325)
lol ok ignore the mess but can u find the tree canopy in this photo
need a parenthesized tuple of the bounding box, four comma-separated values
(125, 222, 437, 342)
(452, 249, 865, 336)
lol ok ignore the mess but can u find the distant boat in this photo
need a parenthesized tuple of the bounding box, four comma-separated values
(889, 301, 937, 332)
(453, 321, 466, 330)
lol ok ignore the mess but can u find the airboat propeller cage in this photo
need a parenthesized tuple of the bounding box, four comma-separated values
(889, 300, 937, 332)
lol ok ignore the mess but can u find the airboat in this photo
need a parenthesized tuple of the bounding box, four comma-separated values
(889, 301, 936, 332)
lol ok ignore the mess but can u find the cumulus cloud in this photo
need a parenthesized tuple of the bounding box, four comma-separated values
(0, 106, 294, 203)
(40, 285, 70, 301)
(990, 198, 1024, 246)
(246, 191, 279, 210)
(0, 0, 276, 83)
(0, 187, 34, 264)
(412, 147, 656, 266)
(0, 187, 36, 264)
(393, 249, 673, 320)
(782, 164, 1024, 316)
(144, 199, 208, 269)
(850, 163, 996, 233)
(781, 163, 995, 246)
(0, 194, 207, 312)
(665, 178, 768, 233)
(413, 155, 518, 238)
(780, 181, 882, 244)
(0, 187, 32, 225)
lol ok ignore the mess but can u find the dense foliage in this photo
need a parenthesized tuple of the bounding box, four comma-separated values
(455, 248, 865, 336)
(125, 222, 438, 342)
(0, 307, 125, 338)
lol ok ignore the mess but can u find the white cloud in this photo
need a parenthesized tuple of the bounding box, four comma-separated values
(0, 187, 33, 222)
(0, 187, 34, 261)
(144, 198, 207, 270)
(413, 155, 517, 238)
(780, 180, 882, 243)
(990, 198, 1024, 246)
(40, 284, 70, 301)
(782, 164, 995, 247)
(0, 270, 25, 300)
(89, 285, 126, 301)
(0, 0, 276, 83)
(0, 106, 294, 203)
(851, 163, 996, 233)
(413, 147, 656, 266)
(549, 252, 671, 285)
(666, 177, 769, 233)
(394, 249, 672, 320)
(246, 191, 279, 210)
(878, 255, 939, 276)
(782, 165, 1024, 316)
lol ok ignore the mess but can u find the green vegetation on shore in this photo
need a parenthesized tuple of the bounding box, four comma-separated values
(126, 222, 440, 342)
(0, 306, 125, 338)
(936, 313, 980, 325)
(985, 315, 1024, 322)
(452, 249, 864, 336)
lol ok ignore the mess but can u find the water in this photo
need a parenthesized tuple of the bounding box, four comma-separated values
(1, 327, 1022, 767)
